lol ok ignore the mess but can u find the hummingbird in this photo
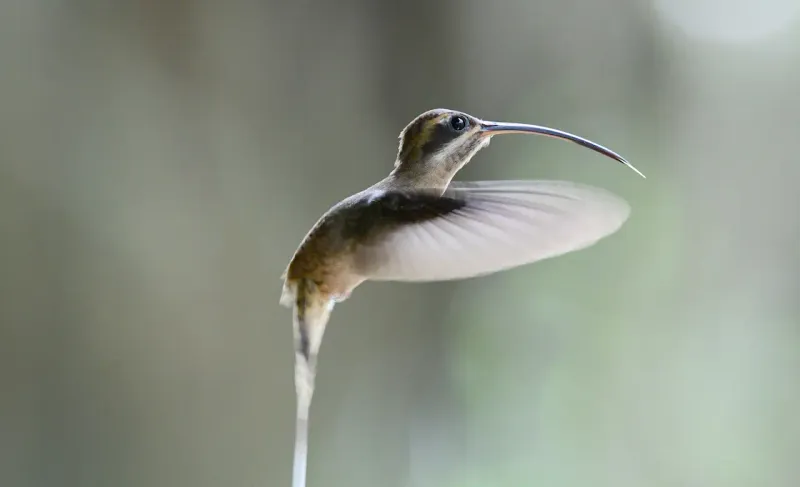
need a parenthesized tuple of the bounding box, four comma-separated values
(279, 108, 644, 487)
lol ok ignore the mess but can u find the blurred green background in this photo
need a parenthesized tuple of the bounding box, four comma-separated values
(1, 1, 799, 486)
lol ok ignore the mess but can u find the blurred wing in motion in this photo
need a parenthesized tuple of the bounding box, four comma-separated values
(352, 180, 631, 281)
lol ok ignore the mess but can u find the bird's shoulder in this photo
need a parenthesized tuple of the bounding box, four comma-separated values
(329, 186, 466, 239)
(282, 184, 470, 282)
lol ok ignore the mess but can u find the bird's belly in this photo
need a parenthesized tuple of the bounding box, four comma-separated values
(284, 233, 364, 303)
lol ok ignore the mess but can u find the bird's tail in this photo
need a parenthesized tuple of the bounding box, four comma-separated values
(287, 278, 332, 487)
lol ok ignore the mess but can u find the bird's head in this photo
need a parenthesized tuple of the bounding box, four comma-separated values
(392, 108, 644, 184)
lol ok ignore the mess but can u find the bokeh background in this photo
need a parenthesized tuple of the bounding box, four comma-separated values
(2, 1, 799, 486)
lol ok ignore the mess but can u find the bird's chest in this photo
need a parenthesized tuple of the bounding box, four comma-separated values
(285, 210, 363, 295)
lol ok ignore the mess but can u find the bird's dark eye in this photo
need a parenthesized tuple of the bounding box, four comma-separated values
(450, 115, 468, 132)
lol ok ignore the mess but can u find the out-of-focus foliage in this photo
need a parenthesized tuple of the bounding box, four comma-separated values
(1, 1, 798, 486)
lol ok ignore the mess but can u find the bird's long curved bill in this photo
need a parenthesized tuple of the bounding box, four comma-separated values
(480, 121, 645, 178)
